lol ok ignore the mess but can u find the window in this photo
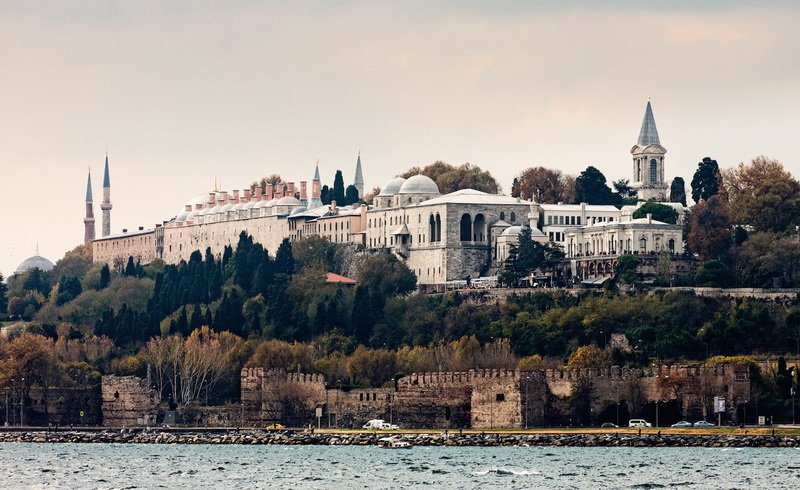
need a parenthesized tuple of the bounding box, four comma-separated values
(547, 216, 553, 225)
(496, 394, 505, 402)
(668, 239, 675, 252)
(460, 214, 472, 241)
(510, 212, 516, 222)
(500, 211, 505, 220)
(639, 236, 647, 251)
(649, 158, 658, 183)
(577, 217, 581, 225)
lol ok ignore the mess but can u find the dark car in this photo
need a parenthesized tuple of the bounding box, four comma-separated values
(693, 421, 715, 428)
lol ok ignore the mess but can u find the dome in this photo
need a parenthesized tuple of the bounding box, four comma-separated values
(175, 210, 189, 222)
(277, 196, 301, 206)
(244, 201, 257, 209)
(290, 205, 307, 216)
(378, 177, 407, 196)
(219, 203, 233, 213)
(15, 255, 54, 275)
(501, 226, 522, 237)
(398, 174, 439, 195)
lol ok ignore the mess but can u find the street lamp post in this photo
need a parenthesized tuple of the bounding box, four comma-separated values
(19, 377, 24, 427)
(655, 400, 659, 428)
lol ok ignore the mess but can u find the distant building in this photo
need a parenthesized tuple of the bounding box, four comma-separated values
(14, 246, 54, 277)
(630, 100, 668, 201)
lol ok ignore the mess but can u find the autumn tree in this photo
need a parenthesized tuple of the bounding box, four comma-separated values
(512, 166, 575, 203)
(721, 156, 800, 232)
(400, 161, 499, 194)
(688, 195, 731, 260)
(363, 186, 380, 204)
(566, 345, 609, 369)
(691, 157, 721, 203)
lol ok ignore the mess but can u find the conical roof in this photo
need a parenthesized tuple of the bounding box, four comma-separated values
(354, 153, 364, 187)
(637, 101, 660, 146)
(103, 155, 111, 187)
(86, 171, 93, 202)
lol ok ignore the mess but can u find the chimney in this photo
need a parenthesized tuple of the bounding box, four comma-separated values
(208, 192, 216, 207)
(255, 186, 263, 201)
(287, 182, 295, 196)
(242, 189, 251, 203)
(195, 203, 203, 211)
(233, 189, 240, 203)
(266, 184, 274, 200)
(300, 181, 308, 200)
(647, 213, 652, 224)
(275, 184, 285, 199)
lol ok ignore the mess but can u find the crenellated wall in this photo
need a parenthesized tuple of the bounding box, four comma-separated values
(241, 364, 751, 429)
(101, 375, 159, 427)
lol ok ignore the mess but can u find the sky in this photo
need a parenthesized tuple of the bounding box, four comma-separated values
(2, 0, 799, 277)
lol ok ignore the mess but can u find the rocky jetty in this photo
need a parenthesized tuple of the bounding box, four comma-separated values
(1, 430, 799, 447)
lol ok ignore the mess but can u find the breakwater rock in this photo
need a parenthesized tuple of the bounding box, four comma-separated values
(1, 430, 799, 447)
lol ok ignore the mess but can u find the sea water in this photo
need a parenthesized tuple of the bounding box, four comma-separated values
(1, 443, 798, 489)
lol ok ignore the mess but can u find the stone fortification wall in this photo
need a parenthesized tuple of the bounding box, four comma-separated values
(26, 386, 101, 426)
(470, 369, 522, 429)
(101, 375, 159, 427)
(241, 364, 750, 429)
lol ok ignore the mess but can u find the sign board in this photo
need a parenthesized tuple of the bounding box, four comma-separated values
(315, 407, 323, 418)
(714, 396, 726, 413)
(758, 416, 766, 426)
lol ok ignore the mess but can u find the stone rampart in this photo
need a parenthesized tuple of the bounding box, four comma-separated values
(101, 375, 159, 427)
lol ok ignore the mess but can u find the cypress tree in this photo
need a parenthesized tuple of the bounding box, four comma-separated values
(332, 170, 346, 204)
(99, 264, 111, 290)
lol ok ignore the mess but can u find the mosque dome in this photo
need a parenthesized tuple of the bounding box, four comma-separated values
(378, 177, 407, 196)
(15, 254, 54, 276)
(501, 226, 522, 237)
(398, 174, 439, 195)
(290, 205, 307, 216)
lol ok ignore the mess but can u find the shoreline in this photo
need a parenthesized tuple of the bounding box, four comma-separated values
(1, 429, 799, 447)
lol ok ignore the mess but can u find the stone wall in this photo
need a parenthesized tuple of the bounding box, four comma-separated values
(26, 386, 101, 426)
(395, 372, 472, 429)
(470, 369, 522, 429)
(101, 375, 159, 427)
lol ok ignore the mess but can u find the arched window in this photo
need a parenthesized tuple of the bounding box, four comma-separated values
(429, 214, 436, 242)
(639, 236, 647, 252)
(499, 211, 505, 221)
(668, 239, 675, 253)
(460, 214, 472, 242)
(435, 214, 442, 242)
(510, 212, 516, 222)
(473, 214, 486, 242)
(649, 159, 658, 183)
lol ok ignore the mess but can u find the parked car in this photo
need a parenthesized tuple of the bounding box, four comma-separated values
(363, 419, 386, 429)
(600, 423, 617, 428)
(693, 421, 715, 427)
(380, 422, 400, 430)
(671, 421, 692, 428)
(628, 419, 652, 427)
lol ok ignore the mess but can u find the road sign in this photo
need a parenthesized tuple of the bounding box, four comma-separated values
(714, 397, 726, 413)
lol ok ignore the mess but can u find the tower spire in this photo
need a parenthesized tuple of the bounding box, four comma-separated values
(353, 151, 364, 199)
(637, 100, 660, 146)
(101, 154, 113, 237)
(84, 167, 96, 244)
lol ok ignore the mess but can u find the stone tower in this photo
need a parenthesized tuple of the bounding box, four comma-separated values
(353, 151, 364, 199)
(309, 161, 323, 209)
(101, 154, 113, 237)
(630, 100, 667, 201)
(83, 169, 95, 244)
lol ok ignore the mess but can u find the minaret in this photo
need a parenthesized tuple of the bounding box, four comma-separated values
(630, 100, 667, 201)
(101, 154, 113, 237)
(83, 168, 96, 244)
(309, 161, 323, 209)
(353, 151, 364, 199)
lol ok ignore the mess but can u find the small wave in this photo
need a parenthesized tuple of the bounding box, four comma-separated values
(630, 484, 666, 489)
(473, 467, 540, 476)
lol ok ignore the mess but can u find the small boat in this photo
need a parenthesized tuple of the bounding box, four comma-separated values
(378, 436, 413, 449)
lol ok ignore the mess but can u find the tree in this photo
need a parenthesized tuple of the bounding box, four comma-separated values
(332, 170, 346, 205)
(512, 166, 574, 203)
(320, 185, 331, 205)
(721, 156, 800, 232)
(691, 157, 720, 203)
(694, 259, 733, 287)
(363, 186, 380, 204)
(688, 195, 731, 260)
(670, 177, 687, 206)
(632, 202, 678, 224)
(98, 264, 111, 290)
(0, 273, 7, 318)
(734, 232, 800, 287)
(400, 161, 499, 194)
(55, 275, 83, 306)
(613, 179, 634, 200)
(615, 254, 640, 285)
(124, 257, 136, 277)
(566, 345, 609, 369)
(574, 166, 620, 205)
(344, 185, 360, 205)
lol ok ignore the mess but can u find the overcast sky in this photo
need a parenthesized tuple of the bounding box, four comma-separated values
(2, 1, 799, 277)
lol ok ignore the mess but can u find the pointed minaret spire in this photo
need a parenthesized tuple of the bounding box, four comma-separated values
(84, 167, 96, 244)
(637, 100, 660, 146)
(314, 160, 320, 180)
(353, 151, 364, 199)
(101, 153, 113, 237)
(309, 160, 323, 209)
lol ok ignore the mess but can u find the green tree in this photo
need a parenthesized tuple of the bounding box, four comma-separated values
(670, 177, 687, 206)
(99, 264, 111, 290)
(695, 259, 733, 287)
(613, 179, 634, 199)
(345, 185, 360, 205)
(21, 268, 51, 297)
(632, 202, 678, 224)
(332, 170, 346, 205)
(615, 254, 640, 284)
(55, 275, 83, 306)
(124, 257, 136, 277)
(400, 161, 499, 194)
(691, 157, 720, 203)
(575, 166, 620, 205)
(320, 185, 331, 205)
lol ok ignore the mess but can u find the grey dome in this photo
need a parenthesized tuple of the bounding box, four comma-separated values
(277, 196, 301, 206)
(501, 225, 522, 237)
(15, 255, 54, 275)
(290, 205, 307, 216)
(398, 174, 439, 194)
(378, 177, 407, 196)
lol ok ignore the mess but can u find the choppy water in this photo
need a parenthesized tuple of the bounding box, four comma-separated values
(1, 443, 799, 489)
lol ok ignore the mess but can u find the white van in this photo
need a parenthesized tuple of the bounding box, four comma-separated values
(628, 419, 652, 427)
(363, 419, 385, 429)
